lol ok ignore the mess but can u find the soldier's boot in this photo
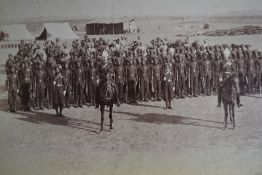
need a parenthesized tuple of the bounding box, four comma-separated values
(9, 105, 13, 112)
(180, 90, 185, 98)
(168, 101, 172, 109)
(165, 101, 168, 109)
(236, 94, 243, 108)
(109, 115, 113, 130)
(157, 92, 161, 101)
(65, 102, 70, 108)
(217, 86, 221, 107)
(74, 95, 78, 108)
(224, 115, 228, 129)
(13, 104, 17, 112)
(47, 102, 51, 109)
(59, 107, 64, 117)
(114, 91, 121, 107)
(39, 101, 44, 110)
(55, 107, 59, 116)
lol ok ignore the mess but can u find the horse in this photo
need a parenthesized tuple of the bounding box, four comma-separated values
(97, 76, 118, 132)
(221, 74, 238, 128)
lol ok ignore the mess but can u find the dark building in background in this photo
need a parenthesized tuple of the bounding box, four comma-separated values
(86, 22, 124, 35)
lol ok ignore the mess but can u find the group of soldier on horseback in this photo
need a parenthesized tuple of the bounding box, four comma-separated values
(5, 35, 262, 129)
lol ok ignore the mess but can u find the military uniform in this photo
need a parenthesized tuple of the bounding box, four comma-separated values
(176, 54, 187, 98)
(72, 60, 84, 107)
(163, 62, 174, 109)
(5, 54, 16, 75)
(217, 58, 241, 107)
(202, 54, 212, 95)
(6, 68, 19, 112)
(53, 66, 66, 116)
(126, 61, 137, 103)
(88, 60, 97, 106)
(255, 54, 262, 93)
(114, 58, 125, 103)
(190, 55, 199, 96)
(33, 63, 46, 110)
(246, 52, 256, 94)
(20, 61, 33, 111)
(96, 60, 120, 107)
(235, 54, 246, 94)
(212, 53, 221, 94)
(152, 58, 162, 101)
(46, 62, 56, 108)
(83, 58, 90, 105)
(137, 58, 149, 101)
(61, 61, 72, 108)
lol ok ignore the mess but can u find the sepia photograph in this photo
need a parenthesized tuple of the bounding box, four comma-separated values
(0, 0, 262, 174)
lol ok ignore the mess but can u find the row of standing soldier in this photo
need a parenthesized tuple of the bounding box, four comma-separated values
(5, 38, 262, 113)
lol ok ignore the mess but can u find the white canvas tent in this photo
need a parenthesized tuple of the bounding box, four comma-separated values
(37, 22, 79, 40)
(0, 24, 34, 41)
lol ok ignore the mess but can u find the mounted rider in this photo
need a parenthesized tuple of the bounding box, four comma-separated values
(217, 47, 243, 108)
(95, 47, 120, 108)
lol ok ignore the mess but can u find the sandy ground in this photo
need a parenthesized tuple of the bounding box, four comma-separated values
(1, 24, 262, 174)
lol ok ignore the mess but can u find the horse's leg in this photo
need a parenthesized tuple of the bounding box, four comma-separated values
(223, 101, 228, 128)
(229, 103, 233, 123)
(109, 104, 113, 130)
(100, 104, 105, 132)
(232, 103, 236, 128)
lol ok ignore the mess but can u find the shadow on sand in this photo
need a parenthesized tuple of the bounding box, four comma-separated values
(129, 102, 165, 109)
(15, 110, 101, 134)
(244, 95, 262, 99)
(112, 110, 224, 130)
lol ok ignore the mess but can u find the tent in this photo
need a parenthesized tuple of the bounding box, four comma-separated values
(0, 24, 34, 41)
(36, 22, 79, 40)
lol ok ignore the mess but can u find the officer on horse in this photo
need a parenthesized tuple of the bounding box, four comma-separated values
(217, 48, 243, 108)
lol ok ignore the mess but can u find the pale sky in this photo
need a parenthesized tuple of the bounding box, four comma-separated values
(0, 0, 262, 21)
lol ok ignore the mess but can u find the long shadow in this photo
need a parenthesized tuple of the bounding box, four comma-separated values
(113, 110, 224, 130)
(129, 102, 165, 109)
(244, 95, 262, 99)
(16, 111, 100, 134)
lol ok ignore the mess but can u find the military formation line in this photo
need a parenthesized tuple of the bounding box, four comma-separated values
(5, 35, 262, 115)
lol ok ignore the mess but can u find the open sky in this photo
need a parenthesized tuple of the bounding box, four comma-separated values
(0, 0, 262, 22)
